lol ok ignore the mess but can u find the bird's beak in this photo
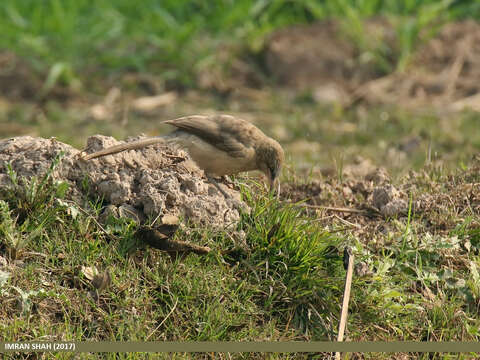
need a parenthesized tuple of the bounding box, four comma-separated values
(269, 176, 281, 199)
(268, 175, 274, 191)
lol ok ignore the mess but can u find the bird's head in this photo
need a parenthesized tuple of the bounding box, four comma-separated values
(257, 137, 284, 192)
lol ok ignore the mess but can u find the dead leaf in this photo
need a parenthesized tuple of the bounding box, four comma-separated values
(0, 270, 11, 287)
(135, 225, 210, 257)
(81, 266, 98, 281)
(162, 214, 179, 225)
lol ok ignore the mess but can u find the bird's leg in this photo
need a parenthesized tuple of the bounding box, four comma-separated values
(207, 176, 230, 199)
(220, 175, 235, 188)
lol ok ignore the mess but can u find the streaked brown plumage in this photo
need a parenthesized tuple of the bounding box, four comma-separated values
(82, 114, 284, 189)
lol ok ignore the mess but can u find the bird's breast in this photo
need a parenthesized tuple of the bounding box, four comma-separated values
(172, 133, 256, 176)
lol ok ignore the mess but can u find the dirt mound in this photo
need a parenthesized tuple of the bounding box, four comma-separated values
(0, 52, 43, 100)
(265, 21, 356, 88)
(413, 20, 480, 108)
(264, 19, 480, 110)
(263, 19, 392, 103)
(358, 20, 480, 109)
(0, 136, 246, 229)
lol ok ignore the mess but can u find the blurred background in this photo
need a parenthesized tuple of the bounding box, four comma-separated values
(1, 0, 480, 178)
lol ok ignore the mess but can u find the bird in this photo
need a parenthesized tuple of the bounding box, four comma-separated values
(81, 114, 284, 190)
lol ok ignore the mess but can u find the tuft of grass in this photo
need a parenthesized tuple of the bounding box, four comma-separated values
(0, 152, 71, 259)
(238, 184, 345, 338)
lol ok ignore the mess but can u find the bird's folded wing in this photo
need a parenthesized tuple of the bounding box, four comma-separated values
(164, 115, 256, 158)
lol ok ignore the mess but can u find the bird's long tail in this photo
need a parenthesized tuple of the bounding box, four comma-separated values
(81, 137, 167, 160)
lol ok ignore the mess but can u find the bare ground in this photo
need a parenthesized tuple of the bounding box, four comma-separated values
(282, 155, 480, 247)
(263, 19, 480, 110)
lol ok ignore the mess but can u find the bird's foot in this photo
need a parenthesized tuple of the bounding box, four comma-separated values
(208, 176, 231, 199)
(220, 175, 235, 188)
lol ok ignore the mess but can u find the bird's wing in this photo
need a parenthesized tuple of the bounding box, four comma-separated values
(164, 115, 257, 158)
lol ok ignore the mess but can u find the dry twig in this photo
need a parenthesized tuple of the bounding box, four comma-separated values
(336, 247, 354, 360)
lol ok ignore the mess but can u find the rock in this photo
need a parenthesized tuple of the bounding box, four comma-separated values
(380, 199, 408, 217)
(373, 185, 398, 210)
(0, 135, 247, 229)
(372, 184, 407, 217)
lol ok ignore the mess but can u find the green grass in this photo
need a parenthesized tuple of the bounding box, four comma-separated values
(0, 0, 478, 89)
(1, 127, 480, 359)
(0, 162, 345, 345)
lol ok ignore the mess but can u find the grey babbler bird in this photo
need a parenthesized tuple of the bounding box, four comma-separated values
(81, 114, 284, 190)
